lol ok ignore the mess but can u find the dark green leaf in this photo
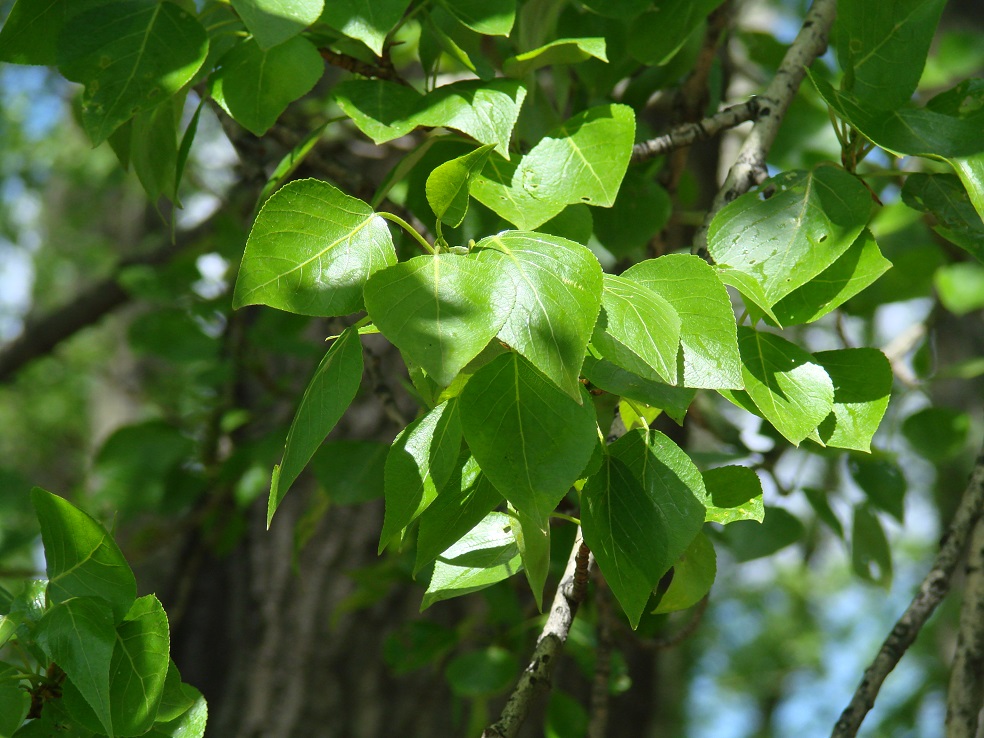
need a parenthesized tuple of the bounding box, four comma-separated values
(0, 0, 109, 65)
(708, 166, 872, 312)
(582, 354, 695, 424)
(701, 465, 764, 524)
(211, 36, 324, 137)
(365, 252, 513, 386)
(735, 327, 834, 445)
(902, 407, 970, 462)
(155, 660, 195, 723)
(720, 507, 804, 562)
(621, 254, 742, 389)
(321, 0, 411, 55)
(379, 400, 462, 549)
(426, 144, 495, 227)
(813, 348, 892, 452)
(31, 488, 137, 622)
(652, 531, 716, 614)
(309, 440, 387, 505)
(503, 37, 607, 76)
(579, 0, 651, 19)
(231, 0, 323, 49)
(56, 1, 208, 144)
(511, 507, 550, 609)
(804, 487, 844, 538)
(852, 504, 892, 588)
(130, 98, 179, 203)
(268, 328, 363, 526)
(546, 691, 589, 738)
(0, 662, 30, 736)
(473, 231, 603, 399)
(234, 179, 397, 316)
(438, 0, 516, 36)
(460, 353, 598, 526)
(470, 104, 636, 229)
(444, 647, 518, 697)
(902, 173, 984, 262)
(145, 686, 207, 738)
(592, 169, 671, 256)
(628, 0, 725, 65)
(848, 453, 906, 522)
(383, 621, 458, 675)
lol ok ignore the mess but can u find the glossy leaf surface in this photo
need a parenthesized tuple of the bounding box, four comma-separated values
(426, 144, 495, 227)
(231, 0, 323, 49)
(502, 37, 607, 76)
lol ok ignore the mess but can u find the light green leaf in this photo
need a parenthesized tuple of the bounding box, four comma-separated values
(652, 531, 716, 614)
(0, 662, 30, 736)
(503, 37, 607, 77)
(902, 173, 984, 262)
(950, 154, 984, 225)
(852, 504, 892, 588)
(592, 274, 681, 385)
(426, 144, 496, 227)
(925, 81, 984, 222)
(365, 252, 514, 386)
(511, 507, 550, 610)
(234, 179, 397, 316)
(415, 456, 503, 574)
(334, 79, 527, 157)
(129, 97, 179, 203)
(837, 0, 946, 110)
(934, 263, 984, 315)
(580, 454, 671, 628)
(438, 0, 515, 36)
(473, 231, 603, 399)
(155, 661, 195, 723)
(581, 354, 696, 424)
(146, 686, 207, 738)
(628, 0, 726, 65)
(701, 465, 764, 524)
(211, 36, 324, 137)
(422, 512, 523, 610)
(902, 407, 970, 462)
(460, 353, 598, 526)
(36, 598, 116, 736)
(765, 229, 892, 325)
(380, 400, 462, 550)
(813, 348, 892, 452)
(470, 104, 636, 229)
(321, 0, 411, 56)
(736, 327, 834, 445)
(621, 254, 742, 389)
(268, 328, 363, 527)
(56, 0, 208, 144)
(848, 453, 906, 522)
(31, 488, 137, 622)
(231, 0, 323, 49)
(708, 166, 872, 310)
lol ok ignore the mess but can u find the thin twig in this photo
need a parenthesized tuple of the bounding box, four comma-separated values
(831, 442, 984, 737)
(631, 99, 761, 163)
(945, 516, 984, 737)
(694, 0, 837, 256)
(319, 48, 409, 86)
(481, 531, 593, 738)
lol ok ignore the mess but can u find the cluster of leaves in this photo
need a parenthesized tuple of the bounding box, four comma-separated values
(0, 490, 205, 738)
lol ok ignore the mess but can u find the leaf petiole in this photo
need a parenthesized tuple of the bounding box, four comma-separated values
(378, 211, 435, 254)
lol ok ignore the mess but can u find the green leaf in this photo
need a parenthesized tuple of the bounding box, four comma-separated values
(426, 144, 496, 227)
(422, 512, 523, 610)
(146, 686, 207, 738)
(0, 662, 30, 736)
(547, 691, 589, 738)
(708, 166, 872, 311)
(804, 488, 844, 538)
(309, 440, 387, 505)
(579, 0, 651, 19)
(380, 400, 462, 550)
(813, 349, 892, 452)
(628, 0, 726, 65)
(902, 407, 970, 462)
(812, 73, 984, 159)
(902, 173, 984, 262)
(765, 229, 892, 325)
(470, 104, 636, 230)
(934, 263, 984, 315)
(0, 0, 109, 65)
(473, 231, 603, 399)
(511, 507, 550, 610)
(848, 453, 906, 522)
(31, 488, 137, 622)
(592, 274, 681, 385)
(837, 0, 946, 110)
(234, 179, 397, 316)
(231, 0, 323, 49)
(701, 465, 764, 524)
(365, 252, 513, 386)
(383, 621, 457, 675)
(735, 327, 834, 445)
(652, 531, 716, 614)
(36, 599, 115, 735)
(415, 456, 503, 574)
(211, 36, 324, 137)
(720, 508, 804, 562)
(503, 37, 607, 77)
(130, 98, 179, 203)
(581, 354, 696, 424)
(621, 254, 742, 389)
(321, 0, 411, 55)
(459, 353, 598, 526)
(445, 646, 518, 697)
(437, 0, 515, 36)
(852, 503, 892, 588)
(592, 169, 672, 257)
(56, 0, 208, 145)
(334, 79, 527, 158)
(155, 661, 195, 723)
(268, 328, 363, 527)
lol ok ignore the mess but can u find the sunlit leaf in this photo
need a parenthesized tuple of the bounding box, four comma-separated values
(652, 531, 716, 614)
(438, 0, 515, 36)
(813, 348, 892, 452)
(426, 144, 496, 227)
(322, 0, 412, 55)
(231, 0, 323, 49)
(502, 37, 607, 76)
(701, 465, 764, 524)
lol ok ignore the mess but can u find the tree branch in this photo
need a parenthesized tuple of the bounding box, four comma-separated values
(318, 48, 409, 85)
(481, 532, 592, 738)
(631, 99, 761, 163)
(945, 516, 984, 737)
(695, 0, 837, 256)
(831, 442, 984, 738)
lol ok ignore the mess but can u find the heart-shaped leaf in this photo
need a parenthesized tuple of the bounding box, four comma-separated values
(813, 348, 892, 452)
(322, 0, 412, 56)
(231, 0, 323, 49)
(426, 143, 496, 227)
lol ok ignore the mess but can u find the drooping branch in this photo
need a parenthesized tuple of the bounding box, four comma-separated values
(945, 516, 984, 737)
(631, 99, 761, 163)
(695, 0, 837, 255)
(831, 443, 984, 738)
(481, 532, 592, 738)
(318, 48, 408, 85)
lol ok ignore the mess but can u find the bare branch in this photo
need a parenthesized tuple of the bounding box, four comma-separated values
(831, 443, 984, 738)
(631, 99, 761, 163)
(481, 533, 592, 738)
(945, 516, 984, 737)
(695, 0, 837, 256)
